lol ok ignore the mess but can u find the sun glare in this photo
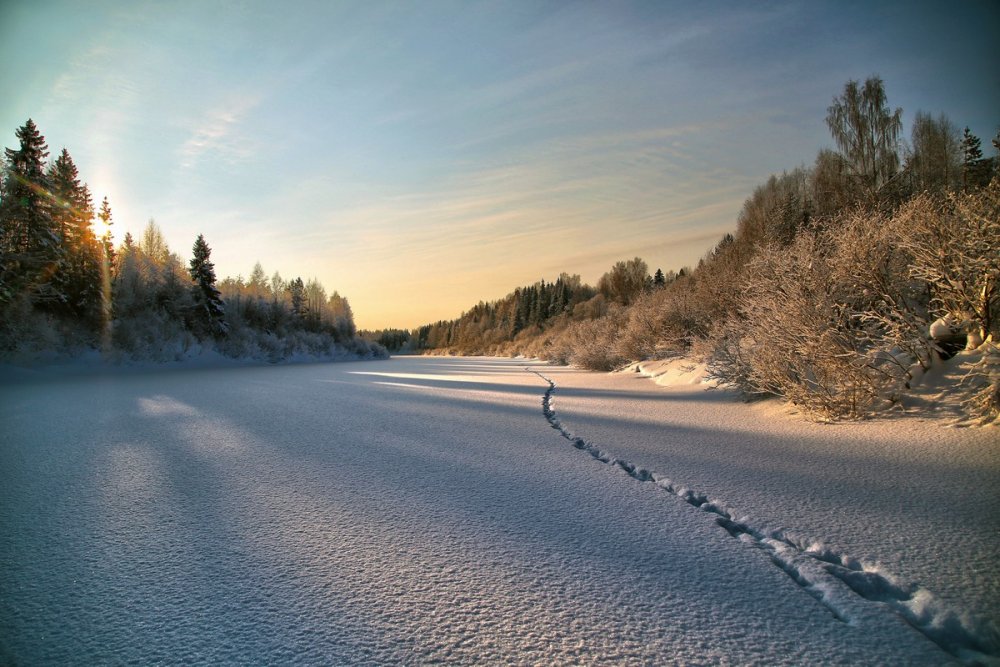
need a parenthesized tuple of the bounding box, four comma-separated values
(91, 218, 111, 238)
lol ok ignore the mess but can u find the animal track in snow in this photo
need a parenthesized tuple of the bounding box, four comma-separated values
(527, 368, 999, 665)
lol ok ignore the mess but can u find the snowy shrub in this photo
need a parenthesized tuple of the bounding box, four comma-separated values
(0, 296, 58, 353)
(0, 296, 94, 361)
(568, 315, 629, 371)
(962, 343, 1000, 424)
(897, 180, 1000, 343)
(112, 309, 197, 362)
(826, 207, 933, 376)
(706, 322, 764, 398)
(616, 298, 662, 361)
(718, 230, 907, 420)
(530, 321, 575, 365)
(609, 275, 717, 363)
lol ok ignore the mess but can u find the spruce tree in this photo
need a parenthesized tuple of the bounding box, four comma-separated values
(962, 126, 983, 162)
(98, 197, 115, 268)
(0, 119, 60, 307)
(96, 197, 114, 330)
(288, 277, 306, 320)
(188, 234, 226, 337)
(961, 127, 988, 189)
(49, 148, 101, 323)
(653, 268, 666, 288)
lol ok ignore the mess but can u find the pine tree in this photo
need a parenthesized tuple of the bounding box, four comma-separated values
(288, 277, 306, 320)
(653, 268, 666, 288)
(961, 127, 988, 189)
(0, 119, 61, 307)
(188, 234, 226, 337)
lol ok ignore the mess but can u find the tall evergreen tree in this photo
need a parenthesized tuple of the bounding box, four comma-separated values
(96, 197, 114, 332)
(49, 148, 101, 323)
(0, 119, 60, 307)
(98, 197, 115, 268)
(188, 234, 226, 337)
(288, 277, 306, 320)
(961, 127, 989, 189)
(962, 126, 983, 162)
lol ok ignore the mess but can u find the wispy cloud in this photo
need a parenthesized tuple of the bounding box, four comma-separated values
(177, 93, 261, 169)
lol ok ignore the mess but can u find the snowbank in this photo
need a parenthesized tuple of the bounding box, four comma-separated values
(618, 343, 999, 426)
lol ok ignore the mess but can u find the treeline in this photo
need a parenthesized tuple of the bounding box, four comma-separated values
(371, 77, 999, 421)
(364, 259, 672, 354)
(396, 273, 597, 352)
(0, 119, 385, 363)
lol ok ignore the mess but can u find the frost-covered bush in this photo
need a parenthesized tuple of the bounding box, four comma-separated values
(112, 309, 197, 362)
(0, 295, 97, 360)
(0, 296, 60, 354)
(715, 229, 908, 420)
(707, 181, 999, 420)
(615, 296, 663, 361)
(898, 180, 1000, 343)
(567, 314, 629, 371)
(963, 344, 1000, 424)
(605, 273, 718, 363)
(706, 322, 764, 398)
(825, 207, 933, 374)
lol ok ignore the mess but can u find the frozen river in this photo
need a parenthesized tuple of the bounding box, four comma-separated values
(2, 357, 997, 664)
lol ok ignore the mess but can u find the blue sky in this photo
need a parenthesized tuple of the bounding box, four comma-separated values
(2, 1, 998, 328)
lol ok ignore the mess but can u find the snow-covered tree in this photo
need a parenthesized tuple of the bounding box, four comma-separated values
(0, 119, 61, 307)
(98, 197, 115, 269)
(48, 148, 102, 325)
(899, 181, 1000, 343)
(188, 234, 226, 337)
(598, 257, 648, 306)
(825, 77, 903, 204)
(328, 291, 356, 340)
(247, 261, 267, 299)
(286, 277, 305, 320)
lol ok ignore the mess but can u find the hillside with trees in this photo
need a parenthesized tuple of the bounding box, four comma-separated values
(379, 77, 999, 422)
(0, 119, 384, 364)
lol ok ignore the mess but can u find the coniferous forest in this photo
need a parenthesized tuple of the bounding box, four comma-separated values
(365, 77, 1000, 421)
(0, 119, 385, 363)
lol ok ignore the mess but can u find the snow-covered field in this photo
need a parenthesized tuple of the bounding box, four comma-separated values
(1, 356, 997, 664)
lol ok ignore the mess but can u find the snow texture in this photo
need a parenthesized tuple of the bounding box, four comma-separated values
(1, 357, 997, 665)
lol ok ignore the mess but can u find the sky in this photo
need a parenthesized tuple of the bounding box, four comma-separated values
(1, 1, 998, 329)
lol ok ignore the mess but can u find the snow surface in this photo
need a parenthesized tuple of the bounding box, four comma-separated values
(1, 356, 997, 664)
